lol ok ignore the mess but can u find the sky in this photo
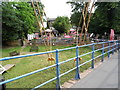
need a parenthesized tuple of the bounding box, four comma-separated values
(41, 0, 96, 19)
(41, 0, 72, 18)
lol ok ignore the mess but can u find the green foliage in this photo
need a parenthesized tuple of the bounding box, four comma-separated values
(70, 12, 81, 27)
(89, 2, 120, 34)
(52, 16, 71, 34)
(2, 2, 36, 42)
(68, 1, 120, 34)
(68, 2, 89, 29)
(67, 1, 84, 13)
(2, 45, 102, 88)
(67, 1, 83, 27)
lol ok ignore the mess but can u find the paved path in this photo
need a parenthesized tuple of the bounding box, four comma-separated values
(71, 51, 119, 88)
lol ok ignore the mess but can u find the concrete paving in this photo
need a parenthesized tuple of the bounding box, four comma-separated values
(71, 51, 119, 88)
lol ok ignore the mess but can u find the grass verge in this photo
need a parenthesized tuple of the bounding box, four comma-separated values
(1, 45, 106, 88)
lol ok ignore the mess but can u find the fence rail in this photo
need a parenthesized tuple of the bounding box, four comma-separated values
(0, 40, 120, 89)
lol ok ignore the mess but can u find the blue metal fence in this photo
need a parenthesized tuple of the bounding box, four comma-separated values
(0, 40, 119, 89)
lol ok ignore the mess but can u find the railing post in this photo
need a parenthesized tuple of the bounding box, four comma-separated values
(91, 43, 94, 69)
(108, 41, 110, 58)
(116, 41, 118, 52)
(117, 40, 120, 51)
(112, 41, 114, 55)
(75, 46, 80, 80)
(116, 40, 119, 51)
(102, 43, 104, 62)
(114, 41, 116, 52)
(118, 40, 120, 51)
(115, 41, 116, 52)
(55, 49, 60, 90)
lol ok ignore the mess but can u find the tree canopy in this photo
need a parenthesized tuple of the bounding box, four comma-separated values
(2, 2, 36, 43)
(70, 12, 81, 27)
(68, 1, 120, 35)
(52, 16, 71, 34)
(89, 2, 120, 35)
(67, 1, 84, 27)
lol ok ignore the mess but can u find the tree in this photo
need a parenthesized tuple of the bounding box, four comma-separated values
(2, 2, 36, 44)
(67, 1, 84, 27)
(70, 12, 81, 27)
(68, 1, 120, 35)
(52, 16, 71, 34)
(68, 1, 90, 34)
(89, 2, 120, 35)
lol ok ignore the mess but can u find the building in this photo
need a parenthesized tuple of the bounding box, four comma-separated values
(47, 18, 56, 29)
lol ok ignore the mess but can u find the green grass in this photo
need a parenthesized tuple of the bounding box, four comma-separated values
(1, 45, 104, 88)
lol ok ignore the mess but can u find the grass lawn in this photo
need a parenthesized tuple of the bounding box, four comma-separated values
(1, 45, 105, 88)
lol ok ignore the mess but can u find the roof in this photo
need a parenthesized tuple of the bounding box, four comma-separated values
(47, 18, 56, 21)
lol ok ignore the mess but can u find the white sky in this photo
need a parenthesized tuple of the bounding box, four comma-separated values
(41, 0, 96, 19)
(41, 0, 72, 18)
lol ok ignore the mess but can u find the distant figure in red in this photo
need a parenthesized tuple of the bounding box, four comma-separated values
(110, 29, 114, 41)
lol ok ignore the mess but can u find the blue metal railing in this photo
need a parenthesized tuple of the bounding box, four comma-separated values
(0, 40, 119, 89)
(92, 43, 94, 68)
